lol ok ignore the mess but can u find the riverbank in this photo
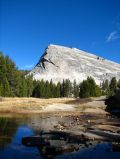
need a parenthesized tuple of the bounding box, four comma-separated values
(0, 96, 107, 114)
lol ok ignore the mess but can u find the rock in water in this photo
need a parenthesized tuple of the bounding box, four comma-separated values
(29, 44, 120, 84)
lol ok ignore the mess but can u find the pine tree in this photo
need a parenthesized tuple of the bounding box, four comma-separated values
(64, 79, 69, 97)
(49, 80, 54, 98)
(14, 70, 21, 96)
(109, 77, 117, 96)
(79, 80, 90, 98)
(41, 80, 46, 97)
(45, 80, 51, 98)
(101, 79, 109, 95)
(32, 80, 40, 98)
(79, 77, 101, 98)
(19, 78, 27, 97)
(87, 77, 96, 97)
(2, 77, 11, 97)
(95, 85, 101, 97)
(61, 80, 65, 97)
(102, 79, 109, 90)
(56, 82, 61, 98)
(73, 80, 79, 98)
(0, 53, 10, 96)
(5, 55, 16, 96)
(26, 75, 33, 97)
(62, 79, 72, 97)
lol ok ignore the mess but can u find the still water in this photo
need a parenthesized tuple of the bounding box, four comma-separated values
(0, 114, 120, 159)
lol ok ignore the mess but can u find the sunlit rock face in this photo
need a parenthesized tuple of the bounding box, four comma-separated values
(29, 44, 120, 84)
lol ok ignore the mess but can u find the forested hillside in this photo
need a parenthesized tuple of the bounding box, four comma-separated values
(0, 52, 120, 99)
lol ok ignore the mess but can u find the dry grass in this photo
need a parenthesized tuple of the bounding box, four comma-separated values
(0, 97, 107, 114)
(0, 97, 74, 113)
(65, 98, 92, 105)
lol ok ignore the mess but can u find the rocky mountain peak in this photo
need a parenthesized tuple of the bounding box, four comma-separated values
(29, 44, 120, 84)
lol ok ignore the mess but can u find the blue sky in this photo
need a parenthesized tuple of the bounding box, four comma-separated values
(0, 0, 120, 70)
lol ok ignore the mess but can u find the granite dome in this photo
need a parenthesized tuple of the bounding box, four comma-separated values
(29, 44, 120, 84)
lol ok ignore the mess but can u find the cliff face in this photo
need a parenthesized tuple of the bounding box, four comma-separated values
(29, 44, 120, 84)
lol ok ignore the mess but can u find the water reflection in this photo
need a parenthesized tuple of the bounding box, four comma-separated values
(0, 114, 120, 159)
(22, 131, 83, 159)
(0, 117, 18, 150)
(0, 115, 40, 159)
(22, 130, 120, 159)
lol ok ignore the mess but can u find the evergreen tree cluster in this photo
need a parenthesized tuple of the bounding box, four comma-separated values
(79, 77, 101, 98)
(101, 77, 120, 97)
(32, 79, 79, 98)
(105, 79, 120, 111)
(32, 80, 60, 98)
(0, 52, 33, 97)
(28, 77, 102, 99)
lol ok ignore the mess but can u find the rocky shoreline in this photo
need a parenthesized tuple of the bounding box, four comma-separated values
(22, 113, 120, 158)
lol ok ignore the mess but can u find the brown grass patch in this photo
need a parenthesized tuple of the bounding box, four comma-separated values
(0, 97, 74, 113)
(65, 98, 92, 105)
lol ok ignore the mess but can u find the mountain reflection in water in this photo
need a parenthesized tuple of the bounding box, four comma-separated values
(0, 114, 120, 159)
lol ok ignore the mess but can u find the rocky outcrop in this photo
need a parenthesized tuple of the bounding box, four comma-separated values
(29, 44, 120, 84)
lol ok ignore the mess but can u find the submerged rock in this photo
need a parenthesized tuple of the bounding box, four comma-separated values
(112, 143, 120, 152)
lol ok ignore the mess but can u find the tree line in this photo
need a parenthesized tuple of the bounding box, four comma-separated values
(0, 52, 120, 98)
